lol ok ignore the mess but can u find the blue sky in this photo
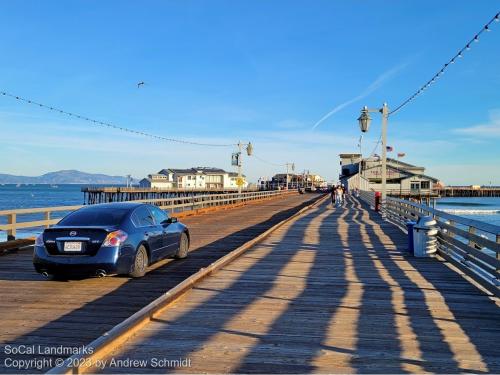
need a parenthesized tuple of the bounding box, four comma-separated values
(0, 1, 499, 184)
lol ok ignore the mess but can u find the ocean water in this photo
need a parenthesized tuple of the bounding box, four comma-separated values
(0, 184, 98, 241)
(0, 184, 84, 210)
(435, 197, 500, 227)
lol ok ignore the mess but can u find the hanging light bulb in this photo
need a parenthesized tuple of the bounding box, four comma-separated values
(466, 44, 471, 50)
(458, 52, 463, 58)
(485, 25, 491, 32)
(450, 58, 455, 64)
(474, 35, 480, 42)
(495, 13, 499, 22)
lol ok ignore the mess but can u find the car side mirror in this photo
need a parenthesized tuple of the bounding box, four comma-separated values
(161, 217, 178, 225)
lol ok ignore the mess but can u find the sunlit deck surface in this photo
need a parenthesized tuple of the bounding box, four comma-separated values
(102, 196, 500, 374)
(0, 193, 318, 374)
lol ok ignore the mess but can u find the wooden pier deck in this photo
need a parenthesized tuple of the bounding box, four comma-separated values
(0, 193, 318, 374)
(100, 196, 500, 374)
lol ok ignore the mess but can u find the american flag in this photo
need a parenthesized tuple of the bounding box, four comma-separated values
(397, 152, 406, 158)
(386, 146, 393, 152)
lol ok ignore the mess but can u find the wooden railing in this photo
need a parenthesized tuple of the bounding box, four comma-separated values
(385, 197, 500, 297)
(0, 190, 294, 241)
(385, 188, 439, 197)
(358, 190, 375, 208)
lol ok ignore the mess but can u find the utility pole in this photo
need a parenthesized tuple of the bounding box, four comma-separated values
(285, 162, 295, 190)
(380, 103, 389, 218)
(237, 141, 243, 194)
(358, 135, 363, 189)
(234, 141, 253, 194)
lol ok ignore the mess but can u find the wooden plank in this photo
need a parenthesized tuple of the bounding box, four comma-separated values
(74, 196, 500, 374)
(0, 193, 319, 374)
(0, 238, 34, 254)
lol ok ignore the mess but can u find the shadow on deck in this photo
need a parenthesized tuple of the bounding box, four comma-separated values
(0, 194, 320, 374)
(101, 196, 500, 374)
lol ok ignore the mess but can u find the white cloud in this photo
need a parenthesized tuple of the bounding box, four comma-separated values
(311, 62, 408, 130)
(454, 110, 500, 138)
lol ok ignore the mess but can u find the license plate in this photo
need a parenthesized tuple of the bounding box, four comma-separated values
(64, 242, 82, 252)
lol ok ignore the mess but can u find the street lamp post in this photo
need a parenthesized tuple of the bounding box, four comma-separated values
(357, 135, 363, 187)
(358, 103, 389, 218)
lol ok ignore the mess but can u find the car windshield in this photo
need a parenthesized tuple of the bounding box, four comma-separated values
(58, 207, 130, 226)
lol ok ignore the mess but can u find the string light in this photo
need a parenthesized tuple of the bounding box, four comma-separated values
(0, 90, 236, 147)
(390, 11, 499, 115)
(252, 154, 288, 167)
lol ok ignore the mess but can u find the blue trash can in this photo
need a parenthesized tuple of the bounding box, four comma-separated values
(406, 221, 417, 255)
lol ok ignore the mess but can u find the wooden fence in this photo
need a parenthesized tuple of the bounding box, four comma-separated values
(0, 190, 293, 241)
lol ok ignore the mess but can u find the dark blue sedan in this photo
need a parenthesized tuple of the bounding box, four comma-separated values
(33, 202, 190, 278)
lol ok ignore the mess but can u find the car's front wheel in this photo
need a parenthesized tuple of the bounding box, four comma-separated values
(129, 245, 148, 278)
(175, 233, 189, 259)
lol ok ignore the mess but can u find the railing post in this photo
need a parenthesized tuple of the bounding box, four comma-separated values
(7, 213, 16, 241)
(45, 211, 51, 229)
(468, 226, 476, 249)
(449, 220, 455, 239)
(496, 234, 499, 284)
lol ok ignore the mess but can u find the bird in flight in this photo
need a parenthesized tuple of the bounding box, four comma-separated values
(137, 81, 145, 88)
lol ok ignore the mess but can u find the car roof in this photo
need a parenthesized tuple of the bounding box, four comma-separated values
(81, 202, 146, 210)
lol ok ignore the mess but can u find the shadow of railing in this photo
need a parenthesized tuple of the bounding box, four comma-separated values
(350, 196, 499, 373)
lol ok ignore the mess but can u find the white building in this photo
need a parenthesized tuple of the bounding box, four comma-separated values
(139, 167, 248, 190)
(139, 173, 175, 189)
(339, 153, 440, 195)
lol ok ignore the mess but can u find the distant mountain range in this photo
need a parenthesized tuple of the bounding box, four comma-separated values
(0, 170, 135, 184)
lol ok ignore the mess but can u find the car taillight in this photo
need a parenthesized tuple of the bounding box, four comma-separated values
(102, 230, 128, 247)
(35, 233, 44, 247)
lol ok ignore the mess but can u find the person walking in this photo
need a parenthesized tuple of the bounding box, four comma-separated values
(335, 184, 343, 206)
(330, 186, 336, 205)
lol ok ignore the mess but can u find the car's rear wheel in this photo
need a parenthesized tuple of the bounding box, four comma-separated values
(129, 245, 148, 278)
(175, 233, 189, 259)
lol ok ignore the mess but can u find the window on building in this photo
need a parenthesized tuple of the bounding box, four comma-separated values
(420, 181, 430, 189)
